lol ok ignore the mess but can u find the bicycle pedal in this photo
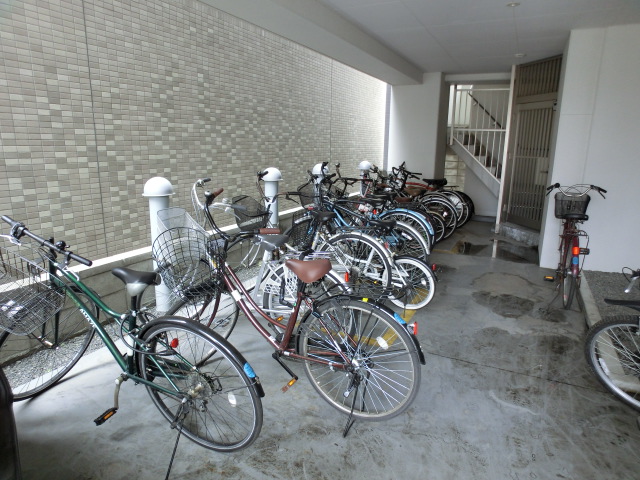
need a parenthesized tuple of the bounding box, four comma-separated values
(543, 276, 555, 282)
(94, 407, 118, 425)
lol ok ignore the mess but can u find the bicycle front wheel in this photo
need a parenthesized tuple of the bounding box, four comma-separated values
(299, 298, 421, 420)
(585, 316, 640, 411)
(322, 232, 393, 295)
(0, 289, 96, 400)
(138, 318, 263, 451)
(389, 256, 436, 310)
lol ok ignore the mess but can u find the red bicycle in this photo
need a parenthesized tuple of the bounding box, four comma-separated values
(545, 183, 606, 309)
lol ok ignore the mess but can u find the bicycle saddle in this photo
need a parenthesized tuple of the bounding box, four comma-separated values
(284, 258, 332, 284)
(309, 210, 336, 224)
(422, 178, 448, 187)
(112, 267, 162, 298)
(255, 234, 289, 252)
(561, 213, 589, 221)
(368, 218, 396, 232)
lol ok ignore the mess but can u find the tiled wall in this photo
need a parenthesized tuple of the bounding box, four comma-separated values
(0, 0, 386, 260)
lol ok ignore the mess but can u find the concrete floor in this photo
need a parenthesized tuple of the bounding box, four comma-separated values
(11, 221, 640, 480)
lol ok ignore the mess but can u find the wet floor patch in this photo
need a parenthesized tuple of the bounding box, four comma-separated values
(493, 240, 539, 264)
(451, 240, 489, 255)
(473, 291, 535, 318)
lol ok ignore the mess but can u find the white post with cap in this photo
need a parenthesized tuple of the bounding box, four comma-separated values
(358, 160, 372, 196)
(143, 177, 174, 314)
(262, 167, 282, 227)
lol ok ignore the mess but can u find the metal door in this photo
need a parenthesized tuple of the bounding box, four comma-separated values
(504, 101, 555, 229)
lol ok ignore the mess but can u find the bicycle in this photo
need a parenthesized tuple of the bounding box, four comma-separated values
(155, 184, 426, 433)
(544, 183, 606, 309)
(584, 267, 640, 411)
(0, 216, 264, 458)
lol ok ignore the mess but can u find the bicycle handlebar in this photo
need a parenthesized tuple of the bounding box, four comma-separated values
(545, 183, 607, 198)
(1, 215, 93, 266)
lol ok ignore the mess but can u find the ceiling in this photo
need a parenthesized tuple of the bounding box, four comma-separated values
(203, 0, 640, 85)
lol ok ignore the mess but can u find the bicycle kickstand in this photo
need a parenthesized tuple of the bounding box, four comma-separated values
(165, 398, 190, 480)
(342, 371, 370, 438)
(94, 373, 128, 425)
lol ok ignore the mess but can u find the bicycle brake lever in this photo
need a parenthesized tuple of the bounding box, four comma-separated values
(625, 275, 639, 294)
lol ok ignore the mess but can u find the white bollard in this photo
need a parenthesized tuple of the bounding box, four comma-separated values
(312, 163, 327, 185)
(143, 177, 174, 314)
(262, 167, 282, 227)
(358, 160, 372, 196)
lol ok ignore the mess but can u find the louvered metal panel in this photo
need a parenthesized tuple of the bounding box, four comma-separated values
(505, 55, 561, 230)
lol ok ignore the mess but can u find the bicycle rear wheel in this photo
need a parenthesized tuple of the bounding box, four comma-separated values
(585, 316, 640, 411)
(299, 297, 421, 420)
(0, 289, 96, 400)
(389, 256, 436, 310)
(138, 317, 263, 451)
(560, 239, 577, 309)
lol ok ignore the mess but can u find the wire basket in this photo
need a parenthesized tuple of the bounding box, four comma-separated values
(157, 207, 206, 233)
(297, 181, 321, 208)
(231, 195, 270, 231)
(0, 244, 65, 335)
(554, 193, 591, 219)
(151, 227, 224, 300)
(288, 210, 317, 250)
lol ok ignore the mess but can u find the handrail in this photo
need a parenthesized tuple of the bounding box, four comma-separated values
(468, 92, 502, 129)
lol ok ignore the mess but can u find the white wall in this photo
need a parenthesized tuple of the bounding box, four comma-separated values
(388, 72, 447, 176)
(539, 24, 640, 272)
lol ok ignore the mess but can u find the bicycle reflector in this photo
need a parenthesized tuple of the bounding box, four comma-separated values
(408, 322, 418, 335)
(170, 338, 179, 349)
(572, 246, 580, 256)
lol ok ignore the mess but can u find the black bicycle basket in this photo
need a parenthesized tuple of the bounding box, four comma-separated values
(288, 210, 317, 250)
(231, 195, 270, 231)
(151, 227, 225, 300)
(554, 192, 590, 219)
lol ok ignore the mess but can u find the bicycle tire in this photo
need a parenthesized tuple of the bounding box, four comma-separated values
(382, 220, 430, 262)
(389, 256, 436, 310)
(298, 297, 421, 420)
(585, 316, 640, 411)
(423, 197, 458, 239)
(560, 239, 577, 309)
(322, 231, 393, 295)
(426, 211, 446, 244)
(0, 288, 96, 400)
(137, 317, 263, 451)
(378, 209, 434, 252)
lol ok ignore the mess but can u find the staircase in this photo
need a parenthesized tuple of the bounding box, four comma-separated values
(448, 85, 509, 199)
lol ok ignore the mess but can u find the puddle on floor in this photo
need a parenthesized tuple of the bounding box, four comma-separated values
(493, 240, 538, 264)
(451, 239, 538, 264)
(452, 241, 489, 255)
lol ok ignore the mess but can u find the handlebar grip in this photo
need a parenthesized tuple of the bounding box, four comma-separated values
(258, 228, 281, 235)
(210, 187, 224, 198)
(69, 252, 93, 267)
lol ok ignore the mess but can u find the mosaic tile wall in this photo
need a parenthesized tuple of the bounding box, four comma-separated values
(0, 0, 387, 260)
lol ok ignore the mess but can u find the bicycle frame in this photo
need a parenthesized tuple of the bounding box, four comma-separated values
(49, 263, 192, 397)
(222, 261, 355, 368)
